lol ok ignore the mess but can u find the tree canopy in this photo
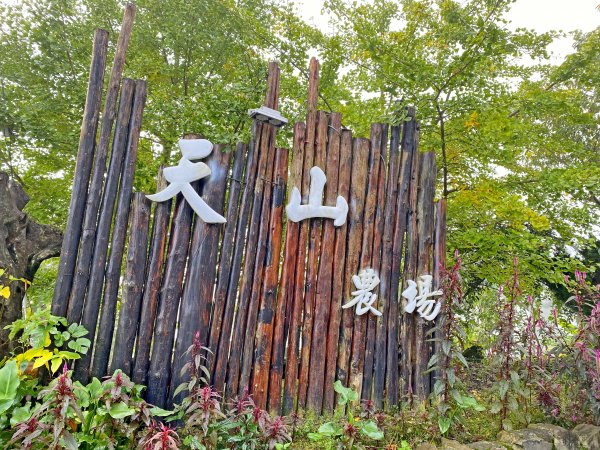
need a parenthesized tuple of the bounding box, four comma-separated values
(0, 0, 598, 318)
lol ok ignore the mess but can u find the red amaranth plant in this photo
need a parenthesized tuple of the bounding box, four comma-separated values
(139, 421, 180, 450)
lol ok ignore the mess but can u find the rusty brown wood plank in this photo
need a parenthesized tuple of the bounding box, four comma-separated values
(282, 58, 319, 414)
(207, 143, 246, 373)
(306, 112, 342, 413)
(298, 110, 329, 410)
(362, 124, 388, 402)
(268, 123, 305, 415)
(414, 152, 436, 401)
(373, 124, 400, 409)
(251, 147, 288, 409)
(335, 138, 369, 400)
(323, 128, 352, 413)
(349, 124, 382, 397)
(226, 62, 280, 399)
(170, 147, 231, 403)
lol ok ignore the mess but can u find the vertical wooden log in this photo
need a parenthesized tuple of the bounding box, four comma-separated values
(349, 124, 382, 397)
(362, 124, 388, 402)
(323, 128, 352, 413)
(251, 147, 288, 409)
(239, 127, 276, 394)
(282, 58, 318, 414)
(414, 152, 436, 401)
(306, 112, 341, 413)
(66, 6, 136, 321)
(109, 193, 150, 375)
(268, 124, 305, 414)
(374, 124, 401, 409)
(145, 133, 200, 407)
(401, 117, 421, 398)
(74, 79, 136, 382)
(207, 143, 246, 372)
(431, 199, 447, 387)
(91, 80, 147, 378)
(298, 110, 329, 409)
(51, 29, 108, 317)
(170, 147, 231, 403)
(387, 109, 417, 406)
(213, 141, 257, 394)
(335, 138, 369, 396)
(132, 169, 172, 385)
(226, 62, 280, 399)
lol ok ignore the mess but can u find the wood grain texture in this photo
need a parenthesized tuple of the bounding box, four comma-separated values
(307, 112, 341, 413)
(323, 128, 352, 413)
(109, 193, 151, 375)
(374, 124, 400, 408)
(207, 143, 246, 374)
(336, 138, 369, 398)
(362, 124, 388, 402)
(400, 114, 421, 399)
(144, 133, 200, 407)
(251, 147, 288, 409)
(65, 5, 136, 320)
(51, 28, 109, 317)
(268, 123, 305, 414)
(349, 124, 382, 397)
(298, 110, 329, 410)
(91, 80, 147, 379)
(170, 147, 231, 403)
(414, 151, 436, 401)
(132, 168, 172, 385)
(213, 141, 258, 394)
(74, 79, 137, 383)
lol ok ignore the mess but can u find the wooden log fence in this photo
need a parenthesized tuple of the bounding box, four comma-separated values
(52, 9, 448, 415)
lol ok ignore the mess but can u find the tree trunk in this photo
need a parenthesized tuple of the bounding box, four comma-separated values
(0, 172, 62, 358)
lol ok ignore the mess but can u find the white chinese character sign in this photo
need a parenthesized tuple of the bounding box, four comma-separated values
(402, 274, 442, 321)
(147, 139, 226, 223)
(286, 166, 348, 226)
(342, 268, 382, 316)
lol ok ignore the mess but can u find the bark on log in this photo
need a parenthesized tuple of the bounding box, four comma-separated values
(66, 7, 135, 321)
(51, 29, 109, 317)
(109, 193, 151, 375)
(132, 168, 172, 385)
(323, 128, 352, 413)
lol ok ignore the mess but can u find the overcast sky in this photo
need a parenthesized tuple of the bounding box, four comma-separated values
(297, 0, 599, 63)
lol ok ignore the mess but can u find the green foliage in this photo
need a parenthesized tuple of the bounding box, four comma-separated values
(307, 381, 384, 449)
(6, 308, 90, 375)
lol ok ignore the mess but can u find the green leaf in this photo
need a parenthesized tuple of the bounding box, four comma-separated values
(317, 422, 341, 436)
(108, 401, 135, 419)
(438, 416, 452, 434)
(360, 421, 384, 440)
(0, 360, 20, 413)
(10, 402, 32, 426)
(333, 380, 358, 405)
